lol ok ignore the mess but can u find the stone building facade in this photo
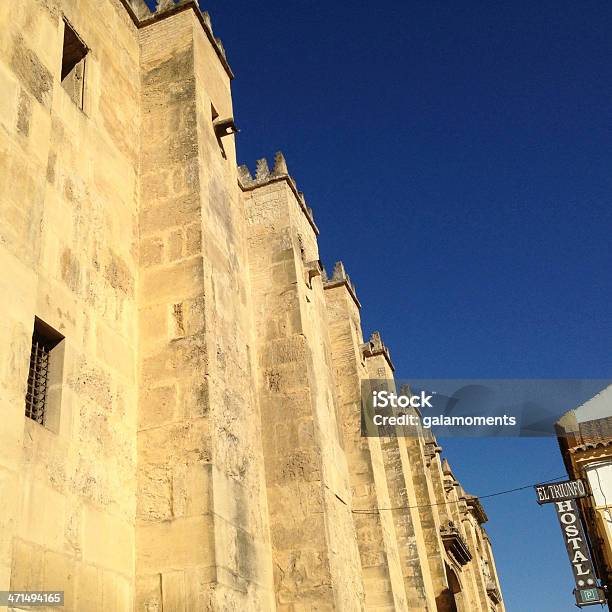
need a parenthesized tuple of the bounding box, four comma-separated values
(0, 0, 505, 610)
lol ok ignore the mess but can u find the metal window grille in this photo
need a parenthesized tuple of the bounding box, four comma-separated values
(25, 333, 52, 425)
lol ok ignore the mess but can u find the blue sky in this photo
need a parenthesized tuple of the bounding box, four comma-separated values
(174, 1, 611, 609)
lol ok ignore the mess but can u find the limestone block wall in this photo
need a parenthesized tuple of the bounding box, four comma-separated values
(463, 523, 488, 612)
(135, 8, 274, 611)
(482, 529, 504, 610)
(394, 417, 446, 608)
(243, 164, 365, 611)
(0, 2, 507, 611)
(0, 0, 140, 608)
(323, 267, 408, 611)
(423, 436, 449, 528)
(440, 472, 484, 612)
(362, 339, 438, 611)
(422, 441, 474, 611)
(463, 515, 493, 612)
(437, 460, 505, 612)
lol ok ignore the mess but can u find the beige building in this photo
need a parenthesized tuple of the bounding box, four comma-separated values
(557, 384, 612, 607)
(0, 0, 505, 610)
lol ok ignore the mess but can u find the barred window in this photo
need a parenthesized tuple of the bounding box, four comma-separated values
(25, 318, 64, 427)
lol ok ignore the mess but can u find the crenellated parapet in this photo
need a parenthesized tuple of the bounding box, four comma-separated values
(361, 331, 394, 371)
(122, 0, 151, 19)
(322, 261, 361, 308)
(119, 0, 233, 78)
(154, 0, 189, 12)
(238, 151, 291, 186)
(239, 151, 319, 235)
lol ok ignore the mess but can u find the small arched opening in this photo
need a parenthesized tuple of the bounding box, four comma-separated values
(436, 564, 467, 612)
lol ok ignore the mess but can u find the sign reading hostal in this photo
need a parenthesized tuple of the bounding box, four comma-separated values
(554, 499, 600, 602)
(534, 478, 587, 505)
(536, 478, 603, 607)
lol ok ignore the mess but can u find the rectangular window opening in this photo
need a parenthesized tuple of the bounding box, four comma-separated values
(61, 19, 88, 109)
(25, 318, 64, 429)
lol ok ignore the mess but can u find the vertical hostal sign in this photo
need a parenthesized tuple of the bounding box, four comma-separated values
(535, 479, 606, 607)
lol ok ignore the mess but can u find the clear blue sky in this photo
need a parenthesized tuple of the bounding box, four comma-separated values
(159, 1, 612, 609)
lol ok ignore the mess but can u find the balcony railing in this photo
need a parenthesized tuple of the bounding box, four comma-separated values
(486, 579, 501, 604)
(440, 521, 472, 566)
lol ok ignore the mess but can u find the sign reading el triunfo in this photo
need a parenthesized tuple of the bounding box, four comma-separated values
(534, 478, 587, 505)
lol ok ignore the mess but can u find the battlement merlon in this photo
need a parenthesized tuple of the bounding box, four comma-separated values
(322, 261, 361, 309)
(442, 457, 457, 482)
(119, 0, 234, 79)
(361, 331, 395, 372)
(238, 152, 320, 236)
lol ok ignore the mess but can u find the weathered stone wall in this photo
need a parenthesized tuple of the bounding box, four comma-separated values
(323, 271, 408, 611)
(464, 516, 492, 612)
(0, 2, 506, 611)
(136, 8, 274, 611)
(436, 459, 506, 612)
(482, 529, 505, 611)
(362, 341, 438, 611)
(243, 168, 366, 610)
(0, 0, 140, 609)
(394, 415, 446, 609)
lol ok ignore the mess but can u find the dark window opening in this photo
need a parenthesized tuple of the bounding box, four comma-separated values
(25, 318, 64, 426)
(61, 20, 88, 109)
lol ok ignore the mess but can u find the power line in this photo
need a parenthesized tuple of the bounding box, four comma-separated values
(351, 474, 567, 514)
